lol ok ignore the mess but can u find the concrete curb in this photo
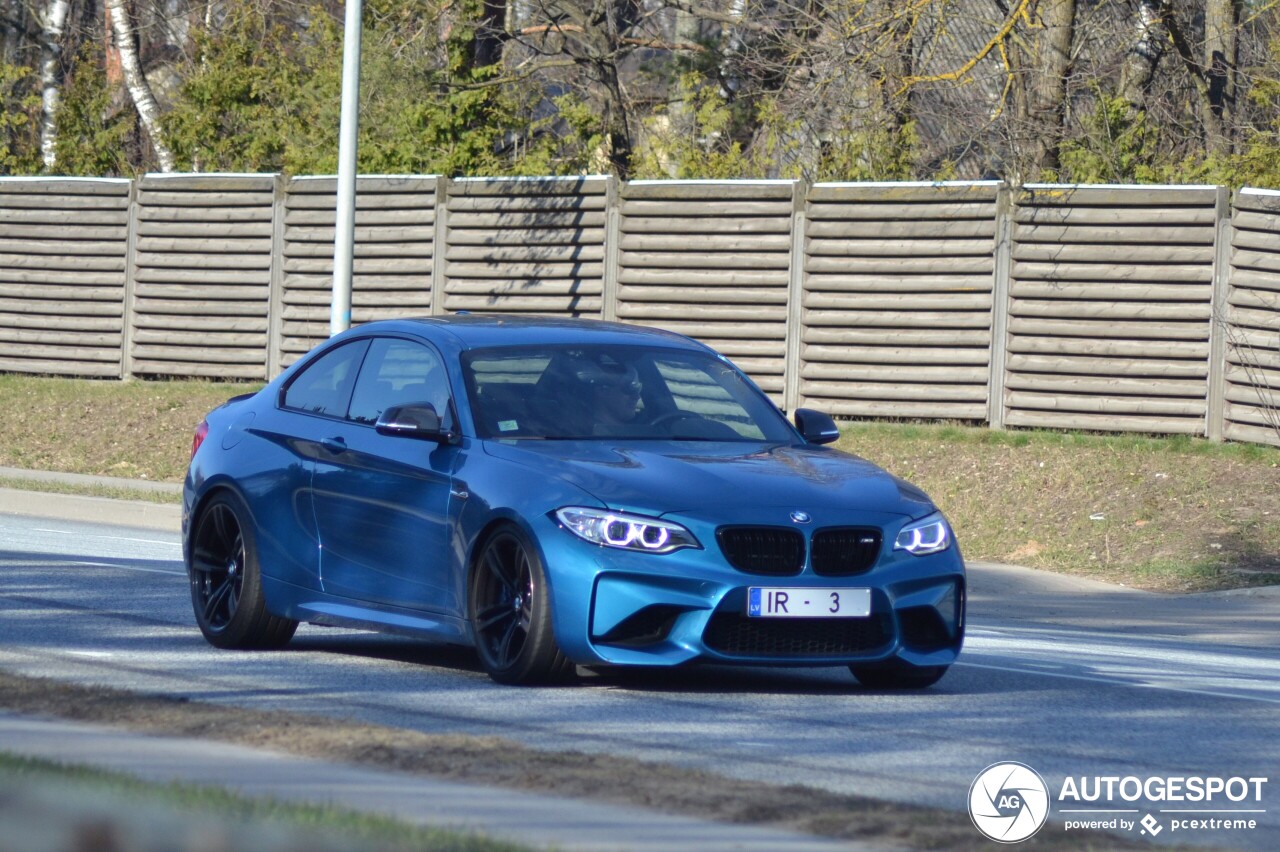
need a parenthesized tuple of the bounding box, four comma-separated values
(0, 487, 180, 532)
(0, 467, 182, 532)
(0, 465, 182, 495)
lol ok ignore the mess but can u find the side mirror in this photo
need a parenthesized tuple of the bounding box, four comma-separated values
(794, 408, 840, 445)
(376, 404, 455, 443)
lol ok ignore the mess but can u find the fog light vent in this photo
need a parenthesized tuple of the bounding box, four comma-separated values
(594, 606, 681, 648)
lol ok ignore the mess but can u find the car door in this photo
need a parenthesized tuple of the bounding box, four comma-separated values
(260, 337, 371, 590)
(311, 336, 461, 614)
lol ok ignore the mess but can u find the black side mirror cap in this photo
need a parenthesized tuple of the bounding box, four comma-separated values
(794, 408, 840, 445)
(376, 404, 456, 443)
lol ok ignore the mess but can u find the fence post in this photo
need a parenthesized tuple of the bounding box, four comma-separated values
(1206, 185, 1231, 442)
(121, 178, 141, 380)
(429, 175, 449, 316)
(783, 180, 808, 413)
(602, 174, 621, 323)
(267, 174, 287, 379)
(986, 184, 1014, 430)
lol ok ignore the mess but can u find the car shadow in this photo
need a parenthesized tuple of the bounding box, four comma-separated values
(578, 664, 975, 696)
(286, 632, 973, 695)
(287, 632, 488, 674)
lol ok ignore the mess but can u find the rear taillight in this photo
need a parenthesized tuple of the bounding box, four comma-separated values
(191, 420, 210, 459)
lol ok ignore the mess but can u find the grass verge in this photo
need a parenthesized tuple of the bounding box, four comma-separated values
(838, 422, 1280, 592)
(1, 374, 1278, 591)
(0, 752, 525, 852)
(0, 476, 181, 504)
(0, 374, 257, 482)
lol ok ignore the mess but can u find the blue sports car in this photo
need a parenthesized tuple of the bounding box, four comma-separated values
(184, 316, 964, 687)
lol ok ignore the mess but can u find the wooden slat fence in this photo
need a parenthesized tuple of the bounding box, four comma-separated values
(1003, 184, 1219, 435)
(281, 176, 438, 368)
(617, 181, 794, 399)
(0, 178, 130, 377)
(1224, 188, 1280, 446)
(1, 175, 1279, 449)
(441, 177, 607, 318)
(130, 174, 275, 379)
(800, 182, 999, 419)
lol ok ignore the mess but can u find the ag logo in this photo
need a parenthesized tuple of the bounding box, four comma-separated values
(969, 762, 1050, 843)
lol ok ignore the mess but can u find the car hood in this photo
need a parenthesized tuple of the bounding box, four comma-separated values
(481, 440, 933, 519)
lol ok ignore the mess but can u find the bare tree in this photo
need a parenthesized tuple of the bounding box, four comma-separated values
(507, 0, 702, 178)
(37, 0, 70, 169)
(1118, 0, 1164, 109)
(105, 0, 174, 170)
(1013, 0, 1076, 180)
(1203, 0, 1241, 155)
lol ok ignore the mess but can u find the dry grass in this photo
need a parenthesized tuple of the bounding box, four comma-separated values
(1, 375, 1278, 592)
(0, 374, 256, 482)
(841, 423, 1280, 592)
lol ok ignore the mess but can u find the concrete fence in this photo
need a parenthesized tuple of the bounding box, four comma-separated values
(1, 174, 1278, 447)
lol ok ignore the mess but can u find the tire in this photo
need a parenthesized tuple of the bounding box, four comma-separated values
(188, 491, 298, 650)
(469, 524, 573, 685)
(849, 662, 948, 690)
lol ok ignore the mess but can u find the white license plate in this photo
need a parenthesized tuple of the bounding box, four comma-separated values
(747, 587, 871, 618)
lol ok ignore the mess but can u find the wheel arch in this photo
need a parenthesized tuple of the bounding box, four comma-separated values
(185, 477, 255, 547)
(464, 511, 547, 598)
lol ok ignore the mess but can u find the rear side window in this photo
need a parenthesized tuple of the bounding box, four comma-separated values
(282, 340, 369, 417)
(347, 338, 453, 427)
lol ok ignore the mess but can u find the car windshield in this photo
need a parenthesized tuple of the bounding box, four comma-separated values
(462, 344, 797, 442)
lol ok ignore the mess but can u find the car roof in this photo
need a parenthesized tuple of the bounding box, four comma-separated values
(357, 315, 709, 352)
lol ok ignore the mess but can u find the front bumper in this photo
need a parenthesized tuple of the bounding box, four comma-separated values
(532, 509, 966, 669)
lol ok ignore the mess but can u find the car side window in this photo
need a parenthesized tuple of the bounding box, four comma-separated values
(347, 338, 453, 428)
(282, 340, 369, 418)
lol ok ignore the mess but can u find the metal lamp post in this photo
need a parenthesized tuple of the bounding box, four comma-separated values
(330, 0, 363, 336)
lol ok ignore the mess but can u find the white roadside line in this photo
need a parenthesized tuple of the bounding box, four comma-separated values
(967, 625, 1280, 672)
(14, 536, 1280, 707)
(954, 660, 1280, 705)
(69, 561, 184, 577)
(33, 527, 181, 549)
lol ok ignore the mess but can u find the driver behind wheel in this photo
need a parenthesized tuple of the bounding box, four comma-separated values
(576, 356, 645, 435)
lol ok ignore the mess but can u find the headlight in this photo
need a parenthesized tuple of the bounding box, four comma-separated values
(553, 507, 700, 554)
(894, 513, 951, 556)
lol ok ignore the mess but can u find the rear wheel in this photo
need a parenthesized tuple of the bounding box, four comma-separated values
(469, 525, 572, 685)
(188, 492, 297, 650)
(849, 662, 948, 690)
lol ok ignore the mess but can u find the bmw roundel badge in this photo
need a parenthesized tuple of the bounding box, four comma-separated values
(790, 511, 812, 524)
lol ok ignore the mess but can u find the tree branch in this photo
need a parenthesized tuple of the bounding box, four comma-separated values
(657, 0, 773, 35)
(897, 0, 1032, 91)
(1155, 0, 1210, 99)
(519, 23, 705, 52)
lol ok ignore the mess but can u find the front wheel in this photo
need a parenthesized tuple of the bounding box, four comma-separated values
(469, 525, 572, 685)
(188, 491, 297, 650)
(849, 662, 948, 690)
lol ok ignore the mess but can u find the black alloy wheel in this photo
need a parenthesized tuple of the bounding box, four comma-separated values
(469, 525, 572, 685)
(188, 492, 297, 650)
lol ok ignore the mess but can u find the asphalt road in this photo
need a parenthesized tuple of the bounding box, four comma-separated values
(1, 512, 1277, 850)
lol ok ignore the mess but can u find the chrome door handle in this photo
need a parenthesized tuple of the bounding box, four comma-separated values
(321, 436, 347, 454)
